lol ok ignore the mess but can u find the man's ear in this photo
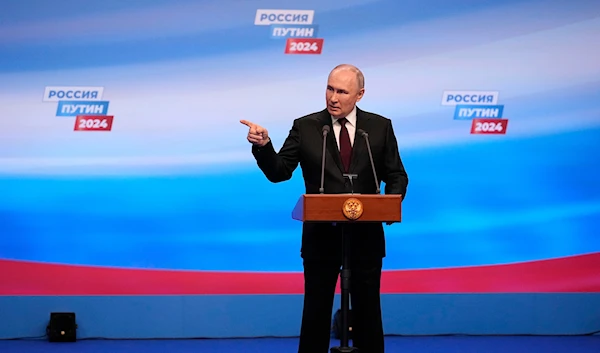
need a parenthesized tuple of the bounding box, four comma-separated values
(356, 88, 365, 102)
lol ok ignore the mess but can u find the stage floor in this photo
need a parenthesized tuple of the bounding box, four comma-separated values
(0, 336, 599, 353)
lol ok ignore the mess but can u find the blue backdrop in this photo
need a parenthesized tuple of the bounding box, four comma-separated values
(0, 0, 599, 339)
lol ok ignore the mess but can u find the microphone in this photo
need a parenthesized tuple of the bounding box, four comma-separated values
(357, 129, 381, 194)
(319, 125, 330, 194)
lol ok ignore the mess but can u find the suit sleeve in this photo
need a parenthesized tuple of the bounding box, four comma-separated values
(251, 119, 301, 183)
(382, 119, 408, 198)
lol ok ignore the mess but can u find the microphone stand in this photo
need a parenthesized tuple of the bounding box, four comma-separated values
(319, 125, 330, 194)
(332, 129, 379, 353)
(358, 129, 380, 194)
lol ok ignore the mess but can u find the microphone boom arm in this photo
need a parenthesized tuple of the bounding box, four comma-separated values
(319, 125, 330, 194)
(358, 129, 381, 194)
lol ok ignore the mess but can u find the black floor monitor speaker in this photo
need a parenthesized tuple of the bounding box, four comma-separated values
(47, 312, 77, 342)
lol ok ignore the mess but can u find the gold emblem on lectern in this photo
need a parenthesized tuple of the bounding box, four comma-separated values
(342, 198, 363, 220)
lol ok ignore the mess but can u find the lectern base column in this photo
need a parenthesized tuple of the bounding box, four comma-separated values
(331, 347, 359, 353)
(330, 224, 359, 353)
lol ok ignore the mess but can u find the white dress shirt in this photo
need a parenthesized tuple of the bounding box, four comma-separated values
(331, 106, 357, 150)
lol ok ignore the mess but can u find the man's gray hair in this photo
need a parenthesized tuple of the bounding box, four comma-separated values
(330, 64, 365, 90)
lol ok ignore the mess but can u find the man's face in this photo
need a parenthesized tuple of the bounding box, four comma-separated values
(326, 69, 365, 118)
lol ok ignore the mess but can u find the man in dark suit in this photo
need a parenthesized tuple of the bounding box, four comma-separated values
(241, 64, 408, 353)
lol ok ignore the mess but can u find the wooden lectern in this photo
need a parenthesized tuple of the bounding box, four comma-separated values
(292, 194, 403, 353)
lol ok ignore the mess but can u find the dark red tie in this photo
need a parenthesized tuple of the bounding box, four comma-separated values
(338, 118, 352, 172)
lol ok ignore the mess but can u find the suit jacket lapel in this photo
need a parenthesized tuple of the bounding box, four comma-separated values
(316, 110, 344, 174)
(349, 108, 369, 174)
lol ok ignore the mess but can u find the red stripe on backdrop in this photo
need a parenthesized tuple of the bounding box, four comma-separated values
(1, 253, 599, 295)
